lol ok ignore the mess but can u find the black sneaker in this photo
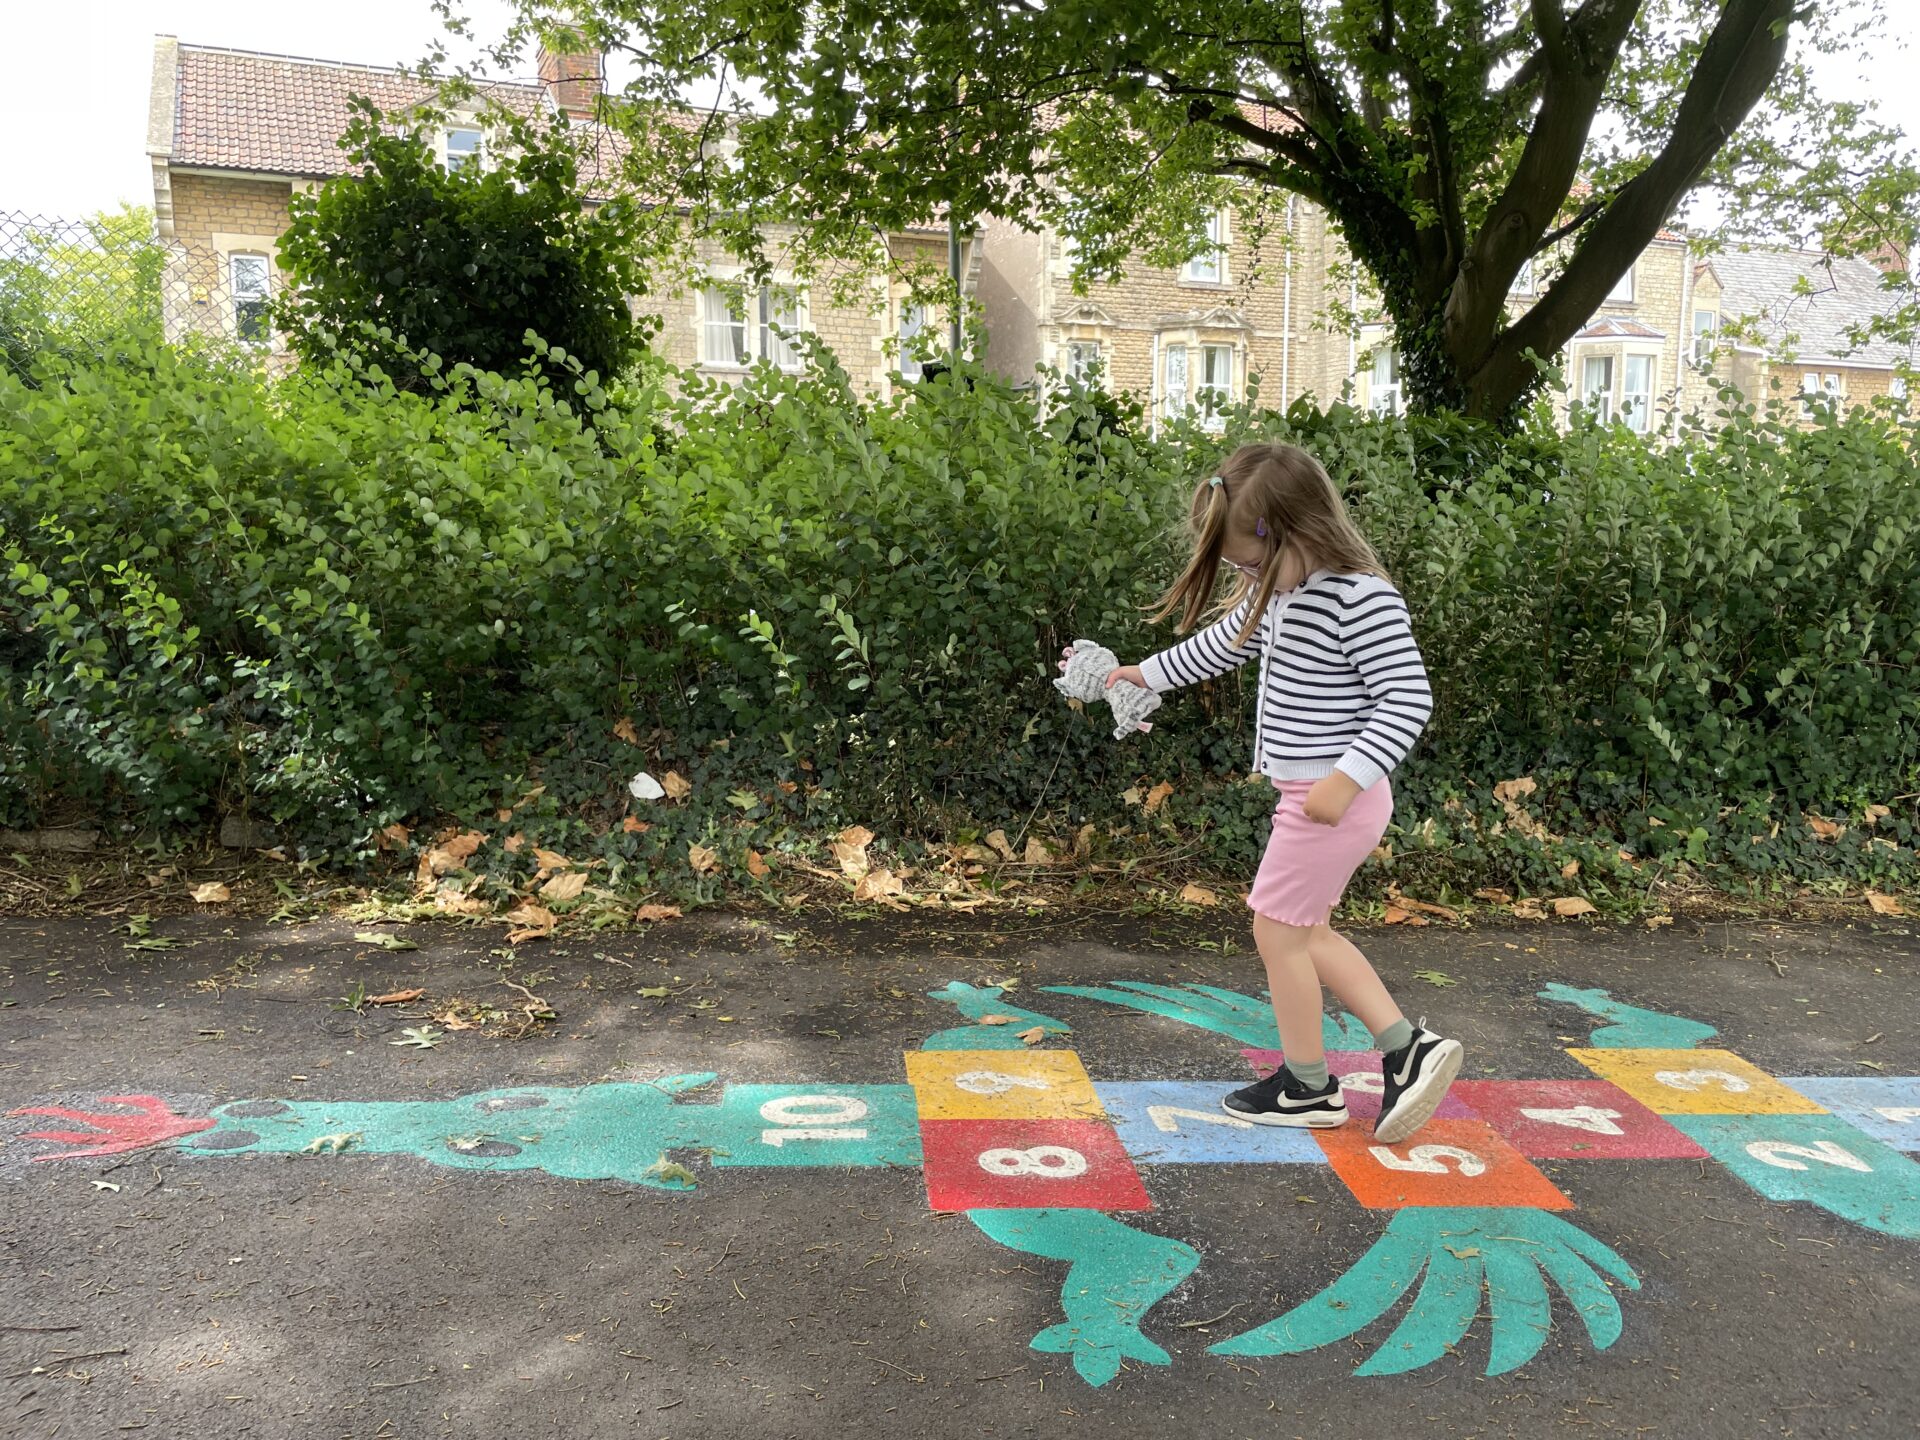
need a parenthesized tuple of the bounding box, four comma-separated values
(1374, 1023, 1464, 1144)
(1222, 1065, 1348, 1129)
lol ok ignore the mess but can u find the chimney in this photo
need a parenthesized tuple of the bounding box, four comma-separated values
(537, 34, 604, 118)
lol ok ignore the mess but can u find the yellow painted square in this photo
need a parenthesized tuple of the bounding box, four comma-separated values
(1565, 1048, 1827, 1116)
(903, 1049, 1107, 1120)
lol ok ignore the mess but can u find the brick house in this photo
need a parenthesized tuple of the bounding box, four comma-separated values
(1680, 245, 1914, 424)
(143, 36, 952, 396)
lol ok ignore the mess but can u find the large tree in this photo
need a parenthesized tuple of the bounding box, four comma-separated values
(461, 1, 1915, 421)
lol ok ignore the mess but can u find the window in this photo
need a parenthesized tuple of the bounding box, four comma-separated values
(1581, 355, 1615, 421)
(1892, 374, 1909, 402)
(1799, 371, 1843, 418)
(444, 126, 484, 172)
(698, 282, 808, 369)
(229, 253, 271, 345)
(1691, 308, 1718, 366)
(1368, 346, 1403, 417)
(1161, 342, 1189, 419)
(1183, 209, 1228, 283)
(1198, 343, 1234, 430)
(897, 302, 930, 381)
(1065, 340, 1103, 382)
(1605, 266, 1635, 304)
(1621, 353, 1654, 434)
(1510, 258, 1535, 297)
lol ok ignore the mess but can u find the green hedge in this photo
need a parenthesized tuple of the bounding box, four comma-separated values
(2, 338, 1915, 899)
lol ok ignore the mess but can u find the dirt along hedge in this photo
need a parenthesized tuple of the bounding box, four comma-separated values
(2, 336, 1915, 910)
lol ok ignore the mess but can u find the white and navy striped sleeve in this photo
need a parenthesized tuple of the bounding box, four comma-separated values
(1138, 597, 1262, 693)
(1332, 579, 1433, 789)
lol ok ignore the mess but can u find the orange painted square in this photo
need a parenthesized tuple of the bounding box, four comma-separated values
(1314, 1118, 1573, 1211)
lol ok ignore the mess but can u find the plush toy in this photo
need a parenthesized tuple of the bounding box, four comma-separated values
(1055, 640, 1162, 739)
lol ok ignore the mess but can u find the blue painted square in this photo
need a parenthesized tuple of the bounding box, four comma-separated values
(1778, 1075, 1920, 1152)
(1093, 1081, 1329, 1165)
(701, 1084, 923, 1169)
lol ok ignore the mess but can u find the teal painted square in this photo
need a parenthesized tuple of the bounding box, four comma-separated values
(1779, 1076, 1920, 1152)
(700, 1084, 923, 1168)
(1668, 1111, 1920, 1239)
(1093, 1081, 1329, 1165)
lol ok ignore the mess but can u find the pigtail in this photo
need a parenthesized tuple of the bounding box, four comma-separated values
(1148, 476, 1232, 632)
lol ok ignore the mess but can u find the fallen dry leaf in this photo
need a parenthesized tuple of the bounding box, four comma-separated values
(746, 849, 771, 880)
(541, 871, 589, 902)
(532, 848, 573, 873)
(613, 717, 641, 746)
(1511, 898, 1547, 920)
(622, 816, 651, 835)
(1863, 804, 1891, 827)
(1143, 781, 1175, 815)
(423, 830, 487, 879)
(1387, 889, 1460, 922)
(1369, 843, 1394, 865)
(503, 901, 556, 943)
(1015, 1026, 1046, 1045)
(377, 823, 411, 850)
(853, 868, 908, 908)
(367, 988, 425, 1006)
(984, 829, 1016, 862)
(688, 843, 719, 875)
(1866, 891, 1909, 917)
(1552, 896, 1598, 918)
(832, 825, 876, 877)
(1073, 823, 1095, 860)
(634, 903, 684, 923)
(1023, 837, 1060, 866)
(1560, 859, 1581, 880)
(1807, 815, 1845, 842)
(189, 881, 231, 904)
(1645, 914, 1674, 929)
(1473, 887, 1513, 904)
(662, 771, 692, 801)
(1382, 906, 1430, 927)
(979, 1014, 1016, 1026)
(1179, 882, 1221, 907)
(1492, 776, 1537, 804)
(504, 833, 526, 853)
(433, 890, 492, 917)
(496, 809, 513, 823)
(1121, 786, 1144, 807)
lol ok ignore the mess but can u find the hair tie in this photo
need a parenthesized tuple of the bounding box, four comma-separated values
(1208, 475, 1225, 490)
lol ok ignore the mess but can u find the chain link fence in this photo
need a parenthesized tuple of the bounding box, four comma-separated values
(1, 208, 264, 379)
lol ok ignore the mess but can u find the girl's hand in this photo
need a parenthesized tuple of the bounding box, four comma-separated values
(1106, 665, 1146, 690)
(1303, 772, 1362, 826)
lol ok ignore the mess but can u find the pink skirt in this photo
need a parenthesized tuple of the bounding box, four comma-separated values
(1245, 776, 1393, 928)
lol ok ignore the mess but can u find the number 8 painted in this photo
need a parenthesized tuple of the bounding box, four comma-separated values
(977, 1145, 1088, 1178)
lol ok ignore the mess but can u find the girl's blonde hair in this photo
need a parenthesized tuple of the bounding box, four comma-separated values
(1152, 442, 1385, 647)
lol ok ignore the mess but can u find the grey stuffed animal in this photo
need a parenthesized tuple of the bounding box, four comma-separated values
(1055, 639, 1162, 740)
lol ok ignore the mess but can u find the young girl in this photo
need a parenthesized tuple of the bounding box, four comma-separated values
(1107, 442, 1461, 1142)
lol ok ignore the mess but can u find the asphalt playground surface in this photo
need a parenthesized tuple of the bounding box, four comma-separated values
(2, 907, 1916, 1439)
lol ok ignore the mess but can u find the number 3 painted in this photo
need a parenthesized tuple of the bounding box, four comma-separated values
(1368, 1143, 1487, 1176)
(978, 1145, 1088, 1178)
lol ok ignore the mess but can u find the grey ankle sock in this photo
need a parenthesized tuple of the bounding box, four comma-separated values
(1374, 1019, 1414, 1055)
(1289, 1057, 1331, 1090)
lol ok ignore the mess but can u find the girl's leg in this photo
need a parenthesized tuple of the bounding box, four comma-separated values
(1253, 915, 1328, 1078)
(1306, 924, 1406, 1039)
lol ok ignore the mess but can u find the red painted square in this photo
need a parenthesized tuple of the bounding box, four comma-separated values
(1315, 1117, 1573, 1211)
(918, 1118, 1153, 1213)
(1239, 1048, 1478, 1122)
(1451, 1079, 1708, 1160)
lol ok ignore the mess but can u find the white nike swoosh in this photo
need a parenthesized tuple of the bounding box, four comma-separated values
(1392, 1045, 1420, 1086)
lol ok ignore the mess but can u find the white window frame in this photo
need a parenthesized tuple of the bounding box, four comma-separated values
(1065, 339, 1104, 382)
(1161, 341, 1190, 419)
(1605, 265, 1635, 304)
(1367, 344, 1403, 417)
(442, 124, 486, 173)
(1183, 209, 1229, 284)
(1620, 352, 1654, 435)
(1581, 354, 1616, 421)
(1891, 374, 1909, 402)
(1197, 342, 1235, 430)
(897, 300, 931, 381)
(696, 279, 810, 371)
(1799, 370, 1844, 418)
(226, 250, 273, 347)
(1691, 308, 1718, 366)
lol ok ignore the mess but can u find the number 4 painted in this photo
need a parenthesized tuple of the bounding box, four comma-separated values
(1519, 1105, 1627, 1135)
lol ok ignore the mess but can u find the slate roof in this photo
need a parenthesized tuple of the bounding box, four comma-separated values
(1576, 317, 1666, 340)
(1703, 247, 1912, 368)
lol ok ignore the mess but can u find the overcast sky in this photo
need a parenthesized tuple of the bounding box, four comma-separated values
(4, 1, 1917, 223)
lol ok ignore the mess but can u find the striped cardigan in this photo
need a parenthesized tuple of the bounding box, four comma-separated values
(1139, 571, 1433, 789)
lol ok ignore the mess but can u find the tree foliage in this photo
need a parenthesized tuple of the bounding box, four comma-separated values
(0, 206, 164, 379)
(272, 99, 653, 390)
(461, 1, 1918, 421)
